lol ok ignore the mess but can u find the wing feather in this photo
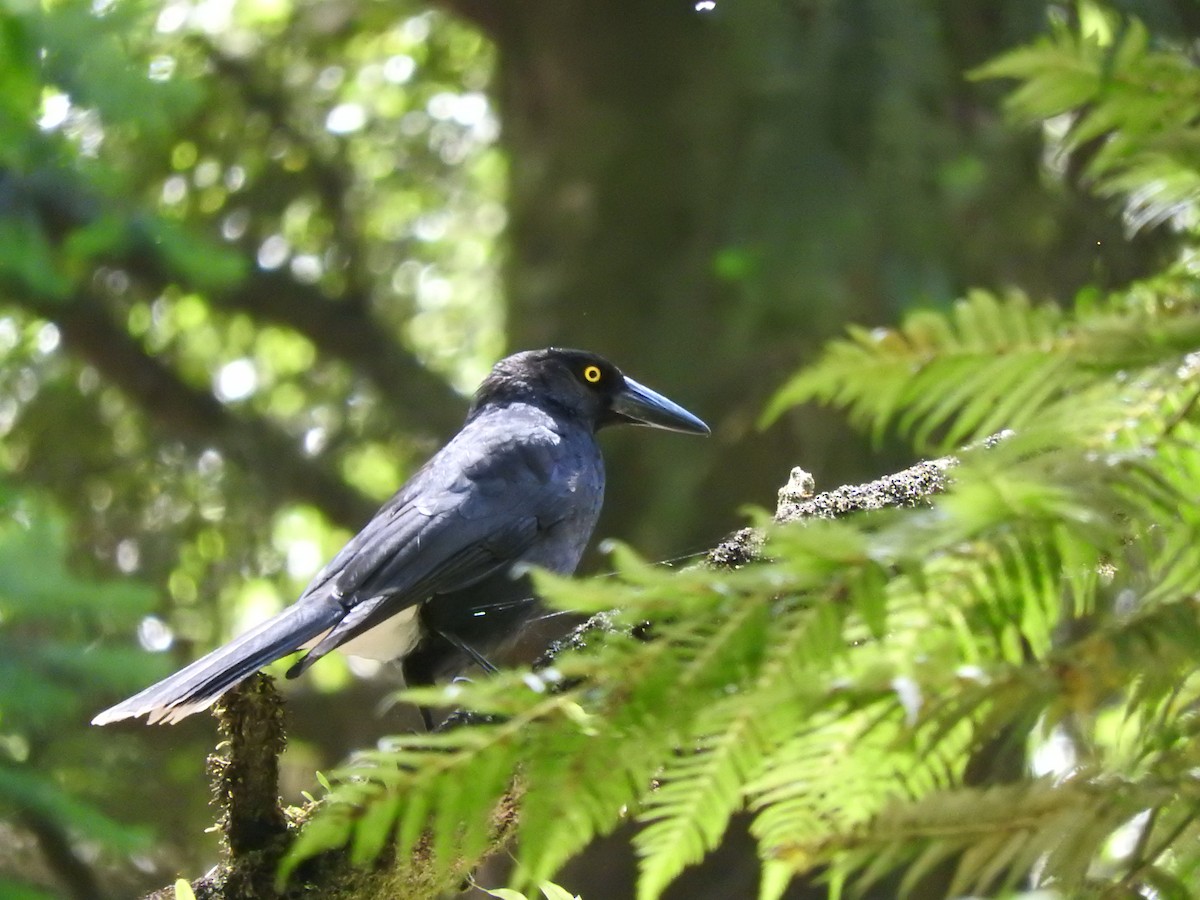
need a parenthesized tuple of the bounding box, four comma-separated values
(92, 404, 588, 724)
(285, 413, 571, 672)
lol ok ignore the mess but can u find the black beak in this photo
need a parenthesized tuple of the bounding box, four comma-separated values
(611, 376, 710, 435)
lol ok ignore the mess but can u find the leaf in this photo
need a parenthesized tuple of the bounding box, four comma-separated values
(0, 213, 71, 300)
(132, 216, 247, 290)
(0, 16, 40, 164)
(539, 883, 582, 900)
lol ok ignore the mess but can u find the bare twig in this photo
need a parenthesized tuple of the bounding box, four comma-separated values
(708, 452, 960, 569)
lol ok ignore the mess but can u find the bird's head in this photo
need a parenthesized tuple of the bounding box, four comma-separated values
(471, 348, 710, 435)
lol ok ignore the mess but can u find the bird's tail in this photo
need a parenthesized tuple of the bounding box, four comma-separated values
(92, 601, 341, 725)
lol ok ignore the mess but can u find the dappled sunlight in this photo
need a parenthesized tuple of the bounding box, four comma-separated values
(4, 0, 1200, 897)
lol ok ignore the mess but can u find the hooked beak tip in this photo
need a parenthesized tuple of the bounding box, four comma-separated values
(612, 377, 710, 435)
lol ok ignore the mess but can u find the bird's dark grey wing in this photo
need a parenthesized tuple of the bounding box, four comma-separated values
(92, 413, 574, 725)
(287, 514, 546, 674)
(285, 418, 573, 674)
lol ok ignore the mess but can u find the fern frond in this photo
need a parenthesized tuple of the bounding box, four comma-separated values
(280, 684, 587, 887)
(515, 582, 855, 885)
(632, 603, 829, 900)
(769, 281, 1200, 453)
(975, 16, 1200, 232)
(286, 231, 1200, 899)
(764, 291, 1079, 449)
(805, 779, 1162, 898)
(633, 699, 770, 900)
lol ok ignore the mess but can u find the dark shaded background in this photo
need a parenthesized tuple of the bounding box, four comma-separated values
(0, 0, 1193, 896)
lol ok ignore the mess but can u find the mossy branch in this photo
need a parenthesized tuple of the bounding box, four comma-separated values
(142, 449, 962, 900)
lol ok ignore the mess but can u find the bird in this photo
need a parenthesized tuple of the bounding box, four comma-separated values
(92, 348, 709, 726)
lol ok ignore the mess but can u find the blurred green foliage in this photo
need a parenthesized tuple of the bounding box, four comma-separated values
(0, 482, 161, 896)
(0, 0, 506, 644)
(288, 16, 1200, 890)
(1, 0, 506, 892)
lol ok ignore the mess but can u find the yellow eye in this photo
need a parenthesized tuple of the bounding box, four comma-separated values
(583, 365, 602, 384)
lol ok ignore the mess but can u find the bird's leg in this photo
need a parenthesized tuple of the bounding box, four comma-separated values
(427, 636, 496, 733)
(435, 628, 499, 675)
(404, 632, 498, 732)
(434, 678, 505, 733)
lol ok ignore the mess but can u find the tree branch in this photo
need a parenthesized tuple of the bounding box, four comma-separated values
(5, 169, 465, 441)
(147, 674, 516, 900)
(707, 455, 958, 568)
(46, 293, 377, 530)
(207, 675, 290, 896)
(214, 270, 465, 438)
(137, 449, 976, 899)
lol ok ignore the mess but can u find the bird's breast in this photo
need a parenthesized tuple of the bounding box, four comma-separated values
(523, 446, 605, 575)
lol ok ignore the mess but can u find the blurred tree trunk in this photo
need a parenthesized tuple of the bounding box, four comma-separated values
(437, 1, 1186, 897)
(493, 0, 799, 558)
(465, 0, 1177, 561)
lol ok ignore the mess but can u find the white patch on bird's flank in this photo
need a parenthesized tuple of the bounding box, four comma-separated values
(337, 605, 421, 661)
(346, 656, 382, 677)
